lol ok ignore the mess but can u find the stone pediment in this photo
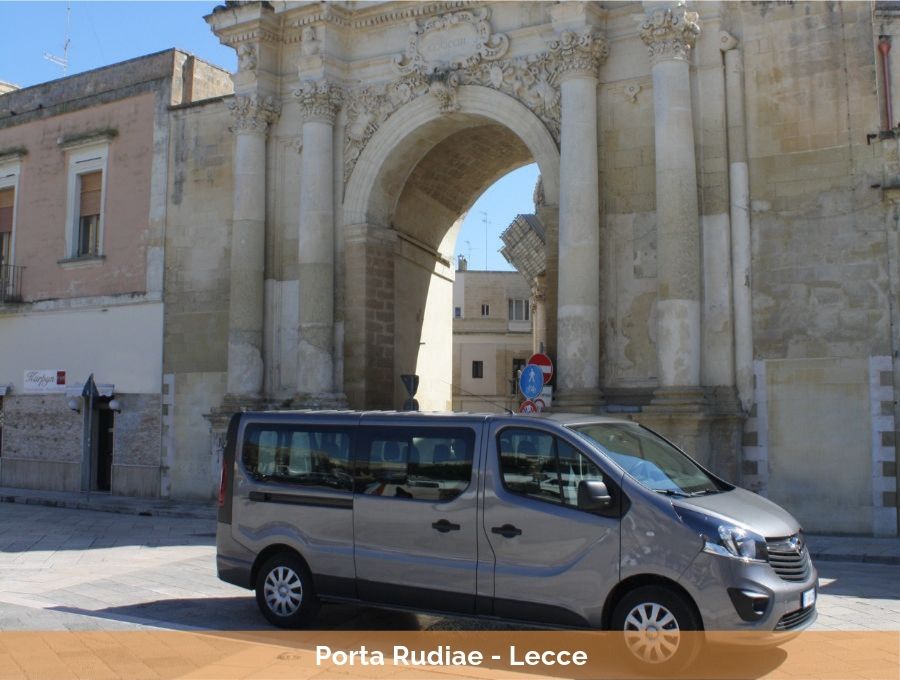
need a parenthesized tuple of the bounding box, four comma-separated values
(393, 8, 509, 76)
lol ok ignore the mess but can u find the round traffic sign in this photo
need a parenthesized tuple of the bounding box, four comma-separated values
(519, 364, 543, 400)
(534, 398, 546, 412)
(519, 400, 538, 414)
(527, 352, 554, 384)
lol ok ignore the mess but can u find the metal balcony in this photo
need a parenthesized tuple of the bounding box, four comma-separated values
(0, 264, 24, 303)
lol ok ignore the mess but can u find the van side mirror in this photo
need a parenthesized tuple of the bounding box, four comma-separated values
(578, 480, 613, 512)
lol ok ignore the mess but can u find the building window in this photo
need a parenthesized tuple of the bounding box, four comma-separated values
(454, 306, 461, 318)
(75, 171, 102, 257)
(61, 138, 109, 261)
(508, 298, 530, 321)
(481, 303, 490, 317)
(0, 186, 13, 267)
(472, 360, 484, 379)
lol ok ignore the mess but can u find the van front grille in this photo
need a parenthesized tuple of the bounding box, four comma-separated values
(766, 535, 812, 582)
(775, 605, 815, 631)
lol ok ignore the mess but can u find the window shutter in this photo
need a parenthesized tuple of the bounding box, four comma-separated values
(79, 171, 102, 217)
(0, 187, 13, 234)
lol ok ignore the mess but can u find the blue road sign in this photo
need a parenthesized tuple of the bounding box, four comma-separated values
(519, 364, 543, 400)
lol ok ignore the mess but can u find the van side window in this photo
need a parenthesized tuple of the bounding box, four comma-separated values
(498, 428, 604, 509)
(242, 425, 353, 491)
(356, 427, 476, 502)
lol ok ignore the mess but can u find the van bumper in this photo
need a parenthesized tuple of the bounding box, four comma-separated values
(216, 521, 254, 589)
(679, 550, 818, 633)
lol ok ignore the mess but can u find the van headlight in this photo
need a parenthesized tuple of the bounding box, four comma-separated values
(704, 525, 767, 562)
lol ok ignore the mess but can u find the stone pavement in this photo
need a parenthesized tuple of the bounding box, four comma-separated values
(0, 502, 898, 633)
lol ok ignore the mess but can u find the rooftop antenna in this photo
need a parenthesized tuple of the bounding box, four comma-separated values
(44, 1, 71, 75)
(481, 211, 489, 270)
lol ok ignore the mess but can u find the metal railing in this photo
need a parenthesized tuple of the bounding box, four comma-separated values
(0, 263, 24, 303)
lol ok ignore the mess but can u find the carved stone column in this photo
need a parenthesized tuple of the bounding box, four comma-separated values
(550, 29, 608, 410)
(295, 80, 345, 403)
(640, 2, 702, 397)
(531, 274, 547, 355)
(225, 94, 280, 399)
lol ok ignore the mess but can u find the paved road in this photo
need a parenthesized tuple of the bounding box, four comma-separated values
(0, 504, 898, 632)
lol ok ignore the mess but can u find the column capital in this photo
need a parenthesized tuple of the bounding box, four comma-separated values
(228, 94, 281, 135)
(548, 29, 609, 80)
(295, 80, 344, 125)
(639, 3, 701, 65)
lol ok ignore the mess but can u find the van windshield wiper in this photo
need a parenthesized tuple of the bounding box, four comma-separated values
(653, 488, 691, 497)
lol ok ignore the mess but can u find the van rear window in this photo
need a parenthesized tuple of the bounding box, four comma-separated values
(356, 427, 476, 503)
(242, 425, 353, 491)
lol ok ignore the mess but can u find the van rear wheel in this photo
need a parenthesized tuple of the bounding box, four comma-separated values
(255, 552, 320, 628)
(611, 585, 700, 671)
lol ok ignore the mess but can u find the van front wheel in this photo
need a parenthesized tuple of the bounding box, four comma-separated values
(255, 552, 320, 628)
(611, 585, 700, 670)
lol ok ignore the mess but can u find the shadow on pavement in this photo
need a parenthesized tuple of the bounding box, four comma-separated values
(50, 597, 431, 632)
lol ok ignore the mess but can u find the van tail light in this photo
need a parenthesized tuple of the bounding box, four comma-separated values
(218, 457, 227, 507)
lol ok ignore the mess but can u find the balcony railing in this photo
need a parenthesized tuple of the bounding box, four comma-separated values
(0, 264, 24, 303)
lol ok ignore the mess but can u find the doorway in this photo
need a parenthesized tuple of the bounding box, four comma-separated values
(95, 407, 114, 492)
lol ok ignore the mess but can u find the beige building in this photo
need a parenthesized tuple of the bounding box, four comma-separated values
(1, 1, 899, 537)
(452, 259, 534, 412)
(0, 50, 232, 497)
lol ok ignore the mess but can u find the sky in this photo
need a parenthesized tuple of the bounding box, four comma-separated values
(2, 1, 538, 272)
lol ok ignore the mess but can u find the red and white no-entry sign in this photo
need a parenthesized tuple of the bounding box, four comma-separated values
(527, 353, 554, 385)
(519, 400, 538, 414)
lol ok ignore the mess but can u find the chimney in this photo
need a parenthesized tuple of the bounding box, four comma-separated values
(457, 255, 468, 272)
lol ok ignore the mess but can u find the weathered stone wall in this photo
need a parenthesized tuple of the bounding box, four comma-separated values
(0, 395, 82, 491)
(735, 1, 897, 533)
(164, 98, 233, 499)
(111, 393, 162, 497)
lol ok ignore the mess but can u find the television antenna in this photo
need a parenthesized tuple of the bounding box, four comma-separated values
(44, 1, 71, 75)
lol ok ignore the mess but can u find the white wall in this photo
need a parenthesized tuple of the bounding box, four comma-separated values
(0, 302, 163, 394)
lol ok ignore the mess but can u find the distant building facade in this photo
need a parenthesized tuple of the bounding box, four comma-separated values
(452, 259, 533, 412)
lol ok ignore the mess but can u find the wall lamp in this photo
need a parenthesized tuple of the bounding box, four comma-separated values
(108, 398, 121, 413)
(67, 397, 82, 413)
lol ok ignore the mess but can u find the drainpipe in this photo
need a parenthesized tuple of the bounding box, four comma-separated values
(880, 36, 893, 131)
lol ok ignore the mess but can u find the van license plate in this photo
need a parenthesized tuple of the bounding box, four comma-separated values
(802, 588, 816, 608)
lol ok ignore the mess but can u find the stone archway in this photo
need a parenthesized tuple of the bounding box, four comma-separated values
(342, 85, 560, 409)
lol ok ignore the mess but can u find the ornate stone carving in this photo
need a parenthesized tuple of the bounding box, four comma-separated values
(427, 70, 460, 113)
(228, 94, 280, 134)
(300, 25, 320, 57)
(236, 43, 257, 72)
(623, 82, 641, 103)
(533, 175, 545, 209)
(547, 29, 609, 79)
(719, 30, 738, 53)
(639, 3, 701, 64)
(393, 8, 509, 76)
(343, 49, 566, 185)
(295, 80, 344, 125)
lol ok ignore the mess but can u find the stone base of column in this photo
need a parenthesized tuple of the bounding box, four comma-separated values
(552, 388, 605, 414)
(639, 386, 744, 482)
(290, 392, 349, 410)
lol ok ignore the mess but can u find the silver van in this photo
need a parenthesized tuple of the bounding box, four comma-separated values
(216, 411, 817, 663)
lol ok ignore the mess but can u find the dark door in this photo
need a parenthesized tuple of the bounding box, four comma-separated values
(96, 408, 114, 491)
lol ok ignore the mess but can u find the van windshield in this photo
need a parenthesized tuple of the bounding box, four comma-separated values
(569, 422, 723, 496)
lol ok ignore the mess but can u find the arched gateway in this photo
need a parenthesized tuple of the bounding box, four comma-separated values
(206, 0, 744, 485)
(342, 86, 560, 410)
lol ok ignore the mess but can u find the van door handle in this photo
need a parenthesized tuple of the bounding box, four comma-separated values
(491, 524, 522, 538)
(432, 519, 461, 533)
